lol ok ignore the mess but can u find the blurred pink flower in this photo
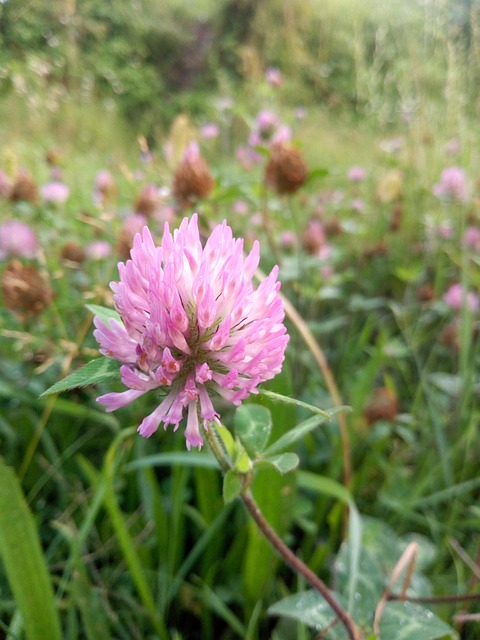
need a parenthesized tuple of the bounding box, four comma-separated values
(351, 198, 365, 212)
(445, 138, 461, 157)
(271, 125, 292, 146)
(266, 67, 283, 87)
(348, 166, 366, 182)
(93, 170, 117, 204)
(280, 231, 298, 249)
(463, 227, 480, 251)
(294, 107, 307, 120)
(123, 214, 148, 236)
(200, 123, 219, 139)
(432, 167, 469, 203)
(236, 145, 262, 169)
(41, 181, 70, 204)
(438, 222, 454, 239)
(256, 110, 280, 133)
(94, 214, 288, 450)
(0, 220, 39, 259)
(443, 283, 479, 312)
(233, 200, 249, 215)
(85, 240, 112, 260)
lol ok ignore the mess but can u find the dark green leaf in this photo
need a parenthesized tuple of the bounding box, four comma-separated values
(41, 358, 121, 397)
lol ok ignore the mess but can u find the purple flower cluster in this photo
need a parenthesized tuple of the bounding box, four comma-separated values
(94, 215, 289, 450)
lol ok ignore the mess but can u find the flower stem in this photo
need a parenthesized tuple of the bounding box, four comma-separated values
(240, 490, 361, 640)
(204, 423, 362, 640)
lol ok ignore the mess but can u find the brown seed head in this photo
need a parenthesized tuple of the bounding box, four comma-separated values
(265, 143, 308, 195)
(9, 171, 38, 204)
(172, 143, 214, 210)
(60, 242, 86, 266)
(2, 260, 52, 318)
(363, 387, 399, 425)
(134, 185, 160, 217)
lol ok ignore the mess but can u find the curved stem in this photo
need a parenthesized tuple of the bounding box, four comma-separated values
(241, 490, 361, 640)
(204, 425, 362, 640)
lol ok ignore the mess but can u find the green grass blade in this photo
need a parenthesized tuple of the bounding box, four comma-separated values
(0, 459, 62, 640)
(103, 428, 169, 640)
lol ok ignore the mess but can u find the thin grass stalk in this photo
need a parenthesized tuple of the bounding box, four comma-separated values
(256, 268, 352, 488)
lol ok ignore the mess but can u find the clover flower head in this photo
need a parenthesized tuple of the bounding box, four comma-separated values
(443, 283, 479, 312)
(41, 181, 70, 204)
(0, 220, 39, 259)
(432, 167, 469, 203)
(94, 214, 289, 450)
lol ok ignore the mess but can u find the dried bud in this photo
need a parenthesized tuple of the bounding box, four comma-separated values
(439, 321, 459, 351)
(302, 218, 326, 255)
(9, 170, 38, 204)
(265, 143, 308, 194)
(389, 204, 403, 231)
(172, 142, 214, 209)
(363, 387, 399, 425)
(60, 242, 86, 266)
(45, 148, 62, 167)
(416, 283, 435, 302)
(2, 260, 52, 318)
(134, 184, 160, 217)
(363, 240, 388, 260)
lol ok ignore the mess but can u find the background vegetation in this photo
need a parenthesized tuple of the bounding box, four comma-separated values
(0, 0, 479, 638)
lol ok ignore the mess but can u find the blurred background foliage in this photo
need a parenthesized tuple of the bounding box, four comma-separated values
(1, 0, 480, 140)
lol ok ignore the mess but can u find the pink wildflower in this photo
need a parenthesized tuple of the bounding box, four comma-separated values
(200, 123, 219, 139)
(0, 220, 39, 259)
(41, 181, 70, 204)
(432, 167, 469, 203)
(256, 110, 280, 133)
(85, 240, 112, 260)
(443, 283, 479, 312)
(266, 67, 283, 87)
(348, 166, 366, 182)
(94, 215, 289, 450)
(464, 227, 480, 251)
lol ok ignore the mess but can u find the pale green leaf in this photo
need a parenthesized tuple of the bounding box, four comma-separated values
(268, 590, 337, 631)
(223, 470, 243, 503)
(235, 404, 272, 457)
(379, 602, 456, 640)
(86, 304, 122, 325)
(263, 452, 299, 474)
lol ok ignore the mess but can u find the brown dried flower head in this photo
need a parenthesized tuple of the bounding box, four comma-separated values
(45, 148, 62, 167)
(9, 170, 39, 204)
(265, 142, 308, 195)
(172, 142, 214, 210)
(134, 184, 160, 217)
(2, 260, 52, 318)
(363, 387, 399, 426)
(60, 242, 86, 266)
